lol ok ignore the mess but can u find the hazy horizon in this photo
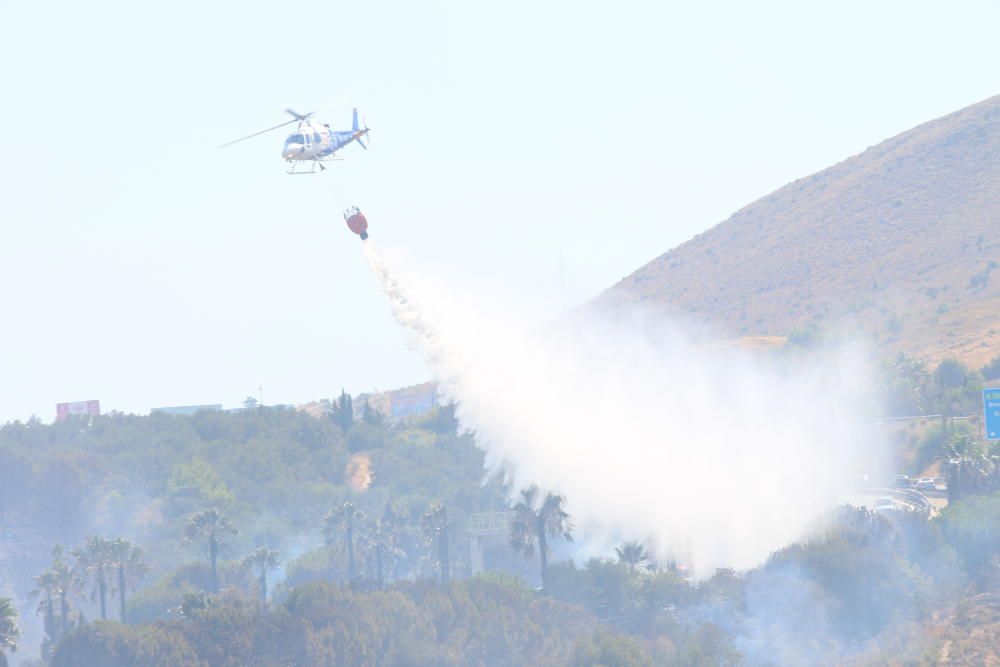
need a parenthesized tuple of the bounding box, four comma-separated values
(3, 0, 1000, 423)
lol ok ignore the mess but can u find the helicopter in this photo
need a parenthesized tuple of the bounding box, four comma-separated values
(220, 107, 371, 174)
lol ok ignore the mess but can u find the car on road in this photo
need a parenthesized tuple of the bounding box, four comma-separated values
(916, 478, 937, 490)
(873, 497, 896, 511)
(894, 475, 912, 488)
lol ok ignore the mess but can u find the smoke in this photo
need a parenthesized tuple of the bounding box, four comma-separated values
(364, 242, 883, 576)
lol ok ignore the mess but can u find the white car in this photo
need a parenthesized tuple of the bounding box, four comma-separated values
(916, 478, 937, 491)
(873, 497, 896, 511)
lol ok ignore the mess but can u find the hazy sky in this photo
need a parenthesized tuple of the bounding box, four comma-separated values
(2, 0, 999, 423)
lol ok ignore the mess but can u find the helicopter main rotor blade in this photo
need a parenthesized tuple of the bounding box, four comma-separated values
(218, 117, 299, 149)
(285, 108, 312, 121)
(290, 93, 356, 122)
(218, 94, 355, 148)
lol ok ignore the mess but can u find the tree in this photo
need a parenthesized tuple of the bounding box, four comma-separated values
(510, 486, 574, 590)
(421, 504, 450, 585)
(73, 536, 115, 620)
(108, 538, 148, 623)
(981, 355, 1000, 381)
(570, 627, 653, 667)
(51, 621, 200, 667)
(936, 357, 970, 390)
(184, 508, 238, 593)
(169, 591, 216, 619)
(333, 390, 353, 432)
(361, 399, 384, 426)
(0, 448, 29, 531)
(243, 396, 259, 410)
(30, 569, 58, 657)
(881, 352, 930, 416)
(242, 547, 280, 612)
(0, 597, 18, 665)
(323, 501, 364, 585)
(615, 540, 652, 572)
(32, 546, 78, 656)
(937, 491, 1000, 584)
(945, 433, 999, 501)
(433, 402, 459, 435)
(378, 501, 410, 584)
(365, 512, 407, 589)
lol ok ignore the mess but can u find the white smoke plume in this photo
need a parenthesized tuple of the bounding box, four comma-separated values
(364, 242, 883, 577)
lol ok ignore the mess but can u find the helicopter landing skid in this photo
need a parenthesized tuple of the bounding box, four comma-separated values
(286, 158, 344, 175)
(286, 160, 323, 175)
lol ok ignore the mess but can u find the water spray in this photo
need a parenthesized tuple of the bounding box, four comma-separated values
(363, 241, 882, 577)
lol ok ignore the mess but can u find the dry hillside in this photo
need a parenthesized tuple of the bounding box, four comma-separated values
(602, 95, 1000, 366)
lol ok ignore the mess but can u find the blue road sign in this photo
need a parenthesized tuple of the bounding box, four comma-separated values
(985, 388, 1000, 440)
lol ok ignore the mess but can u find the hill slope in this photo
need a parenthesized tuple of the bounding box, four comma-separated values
(602, 95, 1000, 365)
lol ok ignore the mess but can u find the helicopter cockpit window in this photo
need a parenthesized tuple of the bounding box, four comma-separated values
(313, 133, 321, 143)
(286, 134, 304, 145)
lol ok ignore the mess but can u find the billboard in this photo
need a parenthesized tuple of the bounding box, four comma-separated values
(985, 388, 1000, 440)
(56, 400, 100, 422)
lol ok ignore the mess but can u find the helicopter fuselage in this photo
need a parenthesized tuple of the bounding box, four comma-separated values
(281, 119, 368, 162)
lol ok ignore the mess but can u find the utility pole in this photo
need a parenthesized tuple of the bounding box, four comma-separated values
(259, 383, 264, 408)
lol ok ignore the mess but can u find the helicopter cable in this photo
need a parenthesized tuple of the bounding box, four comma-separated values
(318, 165, 351, 202)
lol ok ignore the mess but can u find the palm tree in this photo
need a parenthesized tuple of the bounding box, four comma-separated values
(379, 501, 410, 585)
(0, 597, 19, 666)
(52, 548, 79, 638)
(30, 569, 58, 652)
(72, 536, 115, 620)
(184, 508, 238, 593)
(421, 504, 450, 585)
(242, 547, 280, 612)
(108, 538, 148, 623)
(615, 540, 652, 572)
(32, 546, 77, 655)
(323, 501, 364, 584)
(883, 352, 930, 415)
(509, 486, 574, 590)
(364, 514, 407, 589)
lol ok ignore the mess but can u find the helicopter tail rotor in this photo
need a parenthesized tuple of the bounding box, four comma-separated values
(353, 109, 371, 149)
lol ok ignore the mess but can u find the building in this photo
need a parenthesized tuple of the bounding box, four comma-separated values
(150, 404, 223, 416)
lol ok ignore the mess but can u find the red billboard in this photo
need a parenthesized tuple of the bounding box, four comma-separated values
(56, 400, 100, 421)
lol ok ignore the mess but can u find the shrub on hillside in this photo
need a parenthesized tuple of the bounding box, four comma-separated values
(982, 355, 1000, 381)
(937, 491, 1000, 585)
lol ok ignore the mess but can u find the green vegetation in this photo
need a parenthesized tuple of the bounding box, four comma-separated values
(420, 503, 451, 585)
(510, 486, 573, 590)
(183, 508, 238, 594)
(38, 501, 991, 666)
(108, 537, 148, 624)
(881, 353, 988, 418)
(0, 597, 18, 666)
(323, 500, 362, 585)
(983, 354, 1000, 381)
(2, 402, 1000, 664)
(241, 546, 280, 611)
(49, 577, 607, 667)
(937, 492, 1000, 584)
